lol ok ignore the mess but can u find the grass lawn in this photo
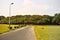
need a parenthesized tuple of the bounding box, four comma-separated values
(33, 25, 60, 40)
(0, 24, 9, 34)
(0, 24, 19, 34)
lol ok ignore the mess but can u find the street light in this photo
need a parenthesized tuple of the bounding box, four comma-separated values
(9, 3, 14, 29)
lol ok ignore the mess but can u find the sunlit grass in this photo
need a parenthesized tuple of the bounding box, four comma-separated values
(33, 25, 48, 40)
(33, 25, 60, 40)
(0, 24, 19, 34)
(0, 24, 9, 34)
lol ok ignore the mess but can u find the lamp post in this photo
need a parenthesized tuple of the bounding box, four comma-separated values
(9, 3, 14, 29)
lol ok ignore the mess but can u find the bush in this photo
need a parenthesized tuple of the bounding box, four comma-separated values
(17, 26, 19, 28)
(14, 26, 16, 28)
(9, 27, 12, 29)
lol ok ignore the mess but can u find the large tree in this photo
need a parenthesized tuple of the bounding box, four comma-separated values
(52, 13, 60, 25)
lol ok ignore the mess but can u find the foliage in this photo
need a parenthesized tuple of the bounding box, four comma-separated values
(0, 13, 60, 25)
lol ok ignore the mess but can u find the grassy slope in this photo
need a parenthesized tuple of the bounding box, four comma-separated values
(0, 24, 9, 34)
(33, 25, 60, 40)
(0, 24, 18, 34)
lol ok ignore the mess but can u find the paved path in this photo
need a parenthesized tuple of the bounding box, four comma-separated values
(0, 26, 35, 40)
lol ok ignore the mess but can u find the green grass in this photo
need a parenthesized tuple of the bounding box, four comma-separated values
(0, 24, 19, 34)
(33, 25, 60, 40)
(0, 24, 9, 34)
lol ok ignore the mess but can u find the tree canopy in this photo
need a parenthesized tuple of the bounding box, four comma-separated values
(0, 13, 60, 25)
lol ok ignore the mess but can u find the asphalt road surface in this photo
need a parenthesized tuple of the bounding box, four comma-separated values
(0, 26, 35, 40)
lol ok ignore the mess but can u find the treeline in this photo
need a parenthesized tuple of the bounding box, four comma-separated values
(0, 13, 60, 25)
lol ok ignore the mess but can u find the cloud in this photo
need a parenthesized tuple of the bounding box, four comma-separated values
(17, 0, 51, 15)
(23, 0, 32, 5)
(12, 0, 52, 16)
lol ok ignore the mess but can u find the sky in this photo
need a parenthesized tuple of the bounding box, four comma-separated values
(0, 0, 60, 17)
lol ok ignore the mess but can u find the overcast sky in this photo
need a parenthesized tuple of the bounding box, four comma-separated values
(0, 0, 60, 17)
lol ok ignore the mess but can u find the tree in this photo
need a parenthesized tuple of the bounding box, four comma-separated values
(52, 13, 60, 25)
(0, 16, 6, 24)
